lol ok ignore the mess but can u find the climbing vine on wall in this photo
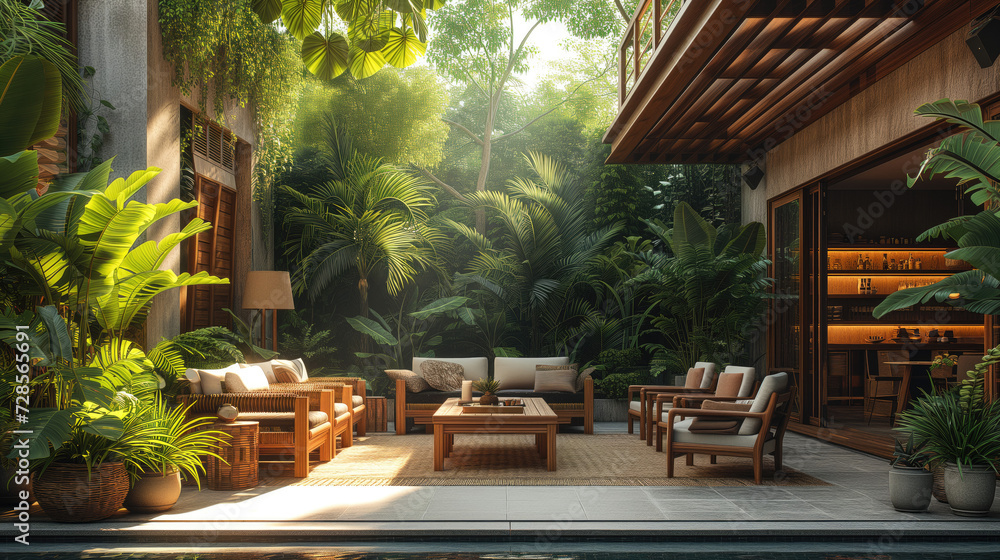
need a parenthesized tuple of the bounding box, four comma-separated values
(158, 0, 303, 237)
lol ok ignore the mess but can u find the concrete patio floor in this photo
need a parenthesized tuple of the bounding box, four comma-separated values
(3, 423, 999, 546)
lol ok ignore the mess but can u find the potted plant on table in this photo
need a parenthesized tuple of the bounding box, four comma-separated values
(888, 434, 933, 512)
(896, 360, 1000, 517)
(473, 377, 502, 405)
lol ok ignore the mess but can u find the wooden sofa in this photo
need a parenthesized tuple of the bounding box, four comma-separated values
(394, 357, 594, 434)
(178, 384, 352, 477)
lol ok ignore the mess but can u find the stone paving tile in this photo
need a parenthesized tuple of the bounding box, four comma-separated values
(642, 486, 725, 500)
(506, 486, 580, 501)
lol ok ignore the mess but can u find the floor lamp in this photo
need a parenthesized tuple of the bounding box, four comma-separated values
(242, 271, 294, 352)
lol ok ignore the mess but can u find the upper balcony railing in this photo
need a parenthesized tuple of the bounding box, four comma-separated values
(619, 0, 686, 106)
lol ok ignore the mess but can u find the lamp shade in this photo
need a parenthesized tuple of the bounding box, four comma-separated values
(242, 271, 295, 310)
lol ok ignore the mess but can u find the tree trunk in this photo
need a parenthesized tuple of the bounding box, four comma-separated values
(475, 96, 498, 235)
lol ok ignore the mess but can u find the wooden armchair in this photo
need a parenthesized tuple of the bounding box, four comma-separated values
(268, 382, 354, 450)
(627, 361, 718, 444)
(304, 377, 368, 436)
(652, 367, 757, 451)
(658, 372, 791, 484)
(178, 387, 343, 478)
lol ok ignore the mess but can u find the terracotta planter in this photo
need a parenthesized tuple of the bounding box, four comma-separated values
(943, 463, 997, 517)
(888, 466, 933, 512)
(33, 462, 129, 522)
(124, 469, 182, 513)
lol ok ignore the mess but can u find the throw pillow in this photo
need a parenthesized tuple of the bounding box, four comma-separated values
(196, 364, 241, 395)
(225, 366, 270, 393)
(715, 372, 744, 398)
(421, 359, 465, 391)
(242, 361, 277, 383)
(688, 400, 753, 434)
(533, 369, 577, 392)
(271, 362, 301, 384)
(684, 367, 706, 389)
(271, 358, 308, 382)
(385, 369, 430, 393)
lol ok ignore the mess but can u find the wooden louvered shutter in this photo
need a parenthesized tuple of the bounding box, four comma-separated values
(33, 0, 77, 192)
(186, 176, 238, 330)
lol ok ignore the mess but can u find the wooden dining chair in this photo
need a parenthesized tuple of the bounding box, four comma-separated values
(867, 351, 908, 425)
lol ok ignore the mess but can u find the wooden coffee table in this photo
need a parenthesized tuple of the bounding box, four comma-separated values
(432, 397, 559, 471)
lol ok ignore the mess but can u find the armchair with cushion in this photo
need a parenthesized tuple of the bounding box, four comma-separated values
(652, 366, 757, 451)
(178, 386, 342, 478)
(657, 371, 791, 484)
(626, 361, 718, 445)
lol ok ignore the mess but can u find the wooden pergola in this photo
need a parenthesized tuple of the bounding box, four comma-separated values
(604, 0, 1000, 164)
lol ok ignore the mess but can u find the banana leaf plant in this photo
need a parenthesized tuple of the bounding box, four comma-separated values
(873, 100, 1000, 318)
(0, 52, 229, 461)
(632, 201, 771, 376)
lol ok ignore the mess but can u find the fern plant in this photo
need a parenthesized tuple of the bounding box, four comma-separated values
(279, 310, 338, 376)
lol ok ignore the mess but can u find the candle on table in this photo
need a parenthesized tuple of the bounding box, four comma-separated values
(461, 380, 472, 402)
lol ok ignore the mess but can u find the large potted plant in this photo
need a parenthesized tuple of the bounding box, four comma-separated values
(888, 434, 933, 513)
(123, 397, 226, 513)
(896, 362, 1000, 517)
(31, 393, 158, 522)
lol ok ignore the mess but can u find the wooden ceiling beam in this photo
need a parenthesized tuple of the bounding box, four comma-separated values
(607, 0, 760, 163)
(635, 1, 802, 155)
(738, 0, 965, 155)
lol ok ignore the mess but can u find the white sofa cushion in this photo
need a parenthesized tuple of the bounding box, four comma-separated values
(189, 364, 241, 395)
(225, 366, 270, 393)
(629, 400, 642, 412)
(413, 357, 488, 382)
(739, 371, 788, 435)
(494, 357, 569, 390)
(723, 365, 756, 397)
(671, 418, 777, 450)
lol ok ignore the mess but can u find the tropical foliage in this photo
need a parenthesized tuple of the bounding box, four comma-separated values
(874, 100, 1000, 318)
(632, 202, 770, 376)
(281, 120, 441, 315)
(447, 152, 621, 356)
(250, 0, 446, 80)
(0, 54, 227, 466)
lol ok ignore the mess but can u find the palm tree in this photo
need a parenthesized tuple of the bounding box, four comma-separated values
(446, 152, 621, 356)
(281, 120, 440, 317)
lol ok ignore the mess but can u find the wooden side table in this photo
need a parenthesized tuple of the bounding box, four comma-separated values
(366, 395, 387, 432)
(206, 420, 258, 490)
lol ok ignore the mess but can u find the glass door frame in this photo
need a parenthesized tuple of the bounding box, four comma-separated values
(768, 188, 815, 425)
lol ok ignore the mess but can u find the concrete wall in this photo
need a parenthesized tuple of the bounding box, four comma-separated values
(77, 0, 264, 346)
(764, 23, 1000, 201)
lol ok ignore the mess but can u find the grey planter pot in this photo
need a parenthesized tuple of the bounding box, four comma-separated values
(888, 466, 933, 512)
(124, 469, 182, 513)
(943, 463, 997, 517)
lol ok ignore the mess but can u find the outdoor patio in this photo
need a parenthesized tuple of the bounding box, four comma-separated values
(5, 426, 998, 546)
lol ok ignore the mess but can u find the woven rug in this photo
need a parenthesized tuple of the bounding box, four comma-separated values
(259, 433, 828, 487)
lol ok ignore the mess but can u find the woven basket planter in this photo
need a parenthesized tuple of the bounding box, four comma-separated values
(33, 462, 129, 522)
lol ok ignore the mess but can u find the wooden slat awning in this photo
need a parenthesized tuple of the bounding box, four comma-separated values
(604, 0, 1000, 164)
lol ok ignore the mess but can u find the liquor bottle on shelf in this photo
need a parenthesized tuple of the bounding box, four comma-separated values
(908, 253, 914, 269)
(882, 253, 888, 270)
(916, 256, 922, 270)
(857, 254, 863, 271)
(890, 258, 896, 270)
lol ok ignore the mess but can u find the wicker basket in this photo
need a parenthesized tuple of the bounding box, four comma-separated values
(206, 421, 259, 490)
(33, 462, 129, 522)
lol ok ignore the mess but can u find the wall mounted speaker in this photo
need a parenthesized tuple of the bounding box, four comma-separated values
(967, 8, 1000, 69)
(743, 163, 764, 190)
